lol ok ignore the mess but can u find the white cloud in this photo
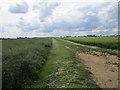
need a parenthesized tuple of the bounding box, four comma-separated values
(91, 29, 109, 33)
(0, 0, 119, 38)
(33, 1, 60, 22)
(1, 25, 22, 37)
(112, 28, 118, 32)
(9, 1, 29, 14)
(87, 11, 96, 16)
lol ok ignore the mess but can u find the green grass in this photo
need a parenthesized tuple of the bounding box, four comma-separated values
(64, 36, 119, 50)
(2, 38, 100, 88)
(2, 38, 52, 88)
(32, 39, 99, 88)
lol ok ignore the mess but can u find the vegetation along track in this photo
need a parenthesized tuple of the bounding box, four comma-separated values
(32, 39, 99, 88)
(64, 36, 120, 50)
(3, 38, 119, 88)
(61, 39, 119, 88)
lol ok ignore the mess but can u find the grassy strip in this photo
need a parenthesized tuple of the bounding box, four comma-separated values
(63, 39, 119, 56)
(63, 36, 119, 50)
(32, 39, 99, 88)
(2, 38, 52, 88)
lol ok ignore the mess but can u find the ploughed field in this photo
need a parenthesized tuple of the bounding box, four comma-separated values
(2, 36, 119, 88)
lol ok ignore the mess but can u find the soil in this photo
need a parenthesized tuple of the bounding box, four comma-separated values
(63, 39, 119, 88)
(77, 53, 118, 88)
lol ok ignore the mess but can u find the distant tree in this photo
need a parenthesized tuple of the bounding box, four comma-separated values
(87, 35, 95, 37)
(18, 37, 22, 39)
(66, 36, 71, 37)
(110, 35, 115, 37)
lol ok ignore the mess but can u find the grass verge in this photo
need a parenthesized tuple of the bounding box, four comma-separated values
(32, 39, 99, 88)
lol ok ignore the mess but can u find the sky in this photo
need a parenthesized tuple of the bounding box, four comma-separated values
(0, 0, 119, 38)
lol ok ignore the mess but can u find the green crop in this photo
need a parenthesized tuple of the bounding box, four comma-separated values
(2, 38, 52, 88)
(64, 36, 119, 50)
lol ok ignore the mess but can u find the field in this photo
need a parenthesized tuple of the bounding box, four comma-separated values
(64, 36, 119, 50)
(2, 38, 52, 88)
(2, 37, 119, 88)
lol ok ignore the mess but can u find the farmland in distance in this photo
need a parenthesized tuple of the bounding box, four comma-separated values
(64, 36, 119, 50)
(2, 36, 119, 88)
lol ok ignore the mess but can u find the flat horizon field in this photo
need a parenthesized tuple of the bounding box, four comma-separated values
(2, 36, 119, 88)
(1, 0, 119, 89)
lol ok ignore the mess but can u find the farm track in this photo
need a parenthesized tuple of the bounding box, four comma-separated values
(77, 53, 118, 88)
(33, 39, 98, 88)
(62, 39, 118, 56)
(61, 39, 119, 88)
(33, 39, 119, 88)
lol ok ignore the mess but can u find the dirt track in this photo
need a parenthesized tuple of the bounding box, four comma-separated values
(77, 51, 118, 88)
(62, 39, 119, 88)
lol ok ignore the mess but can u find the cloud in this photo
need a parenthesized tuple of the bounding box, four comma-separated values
(9, 1, 29, 14)
(33, 1, 60, 22)
(16, 2, 118, 36)
(39, 2, 117, 33)
(0, 0, 118, 38)
(97, 2, 118, 29)
(17, 18, 41, 32)
(79, 2, 118, 30)
(1, 25, 23, 38)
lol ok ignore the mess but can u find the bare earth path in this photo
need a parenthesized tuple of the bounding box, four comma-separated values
(62, 39, 119, 88)
(77, 53, 118, 88)
(32, 39, 118, 88)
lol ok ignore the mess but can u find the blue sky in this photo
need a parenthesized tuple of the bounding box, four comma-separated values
(0, 0, 119, 38)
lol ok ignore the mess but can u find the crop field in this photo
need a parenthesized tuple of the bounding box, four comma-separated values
(2, 38, 52, 88)
(2, 37, 119, 88)
(64, 36, 119, 50)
